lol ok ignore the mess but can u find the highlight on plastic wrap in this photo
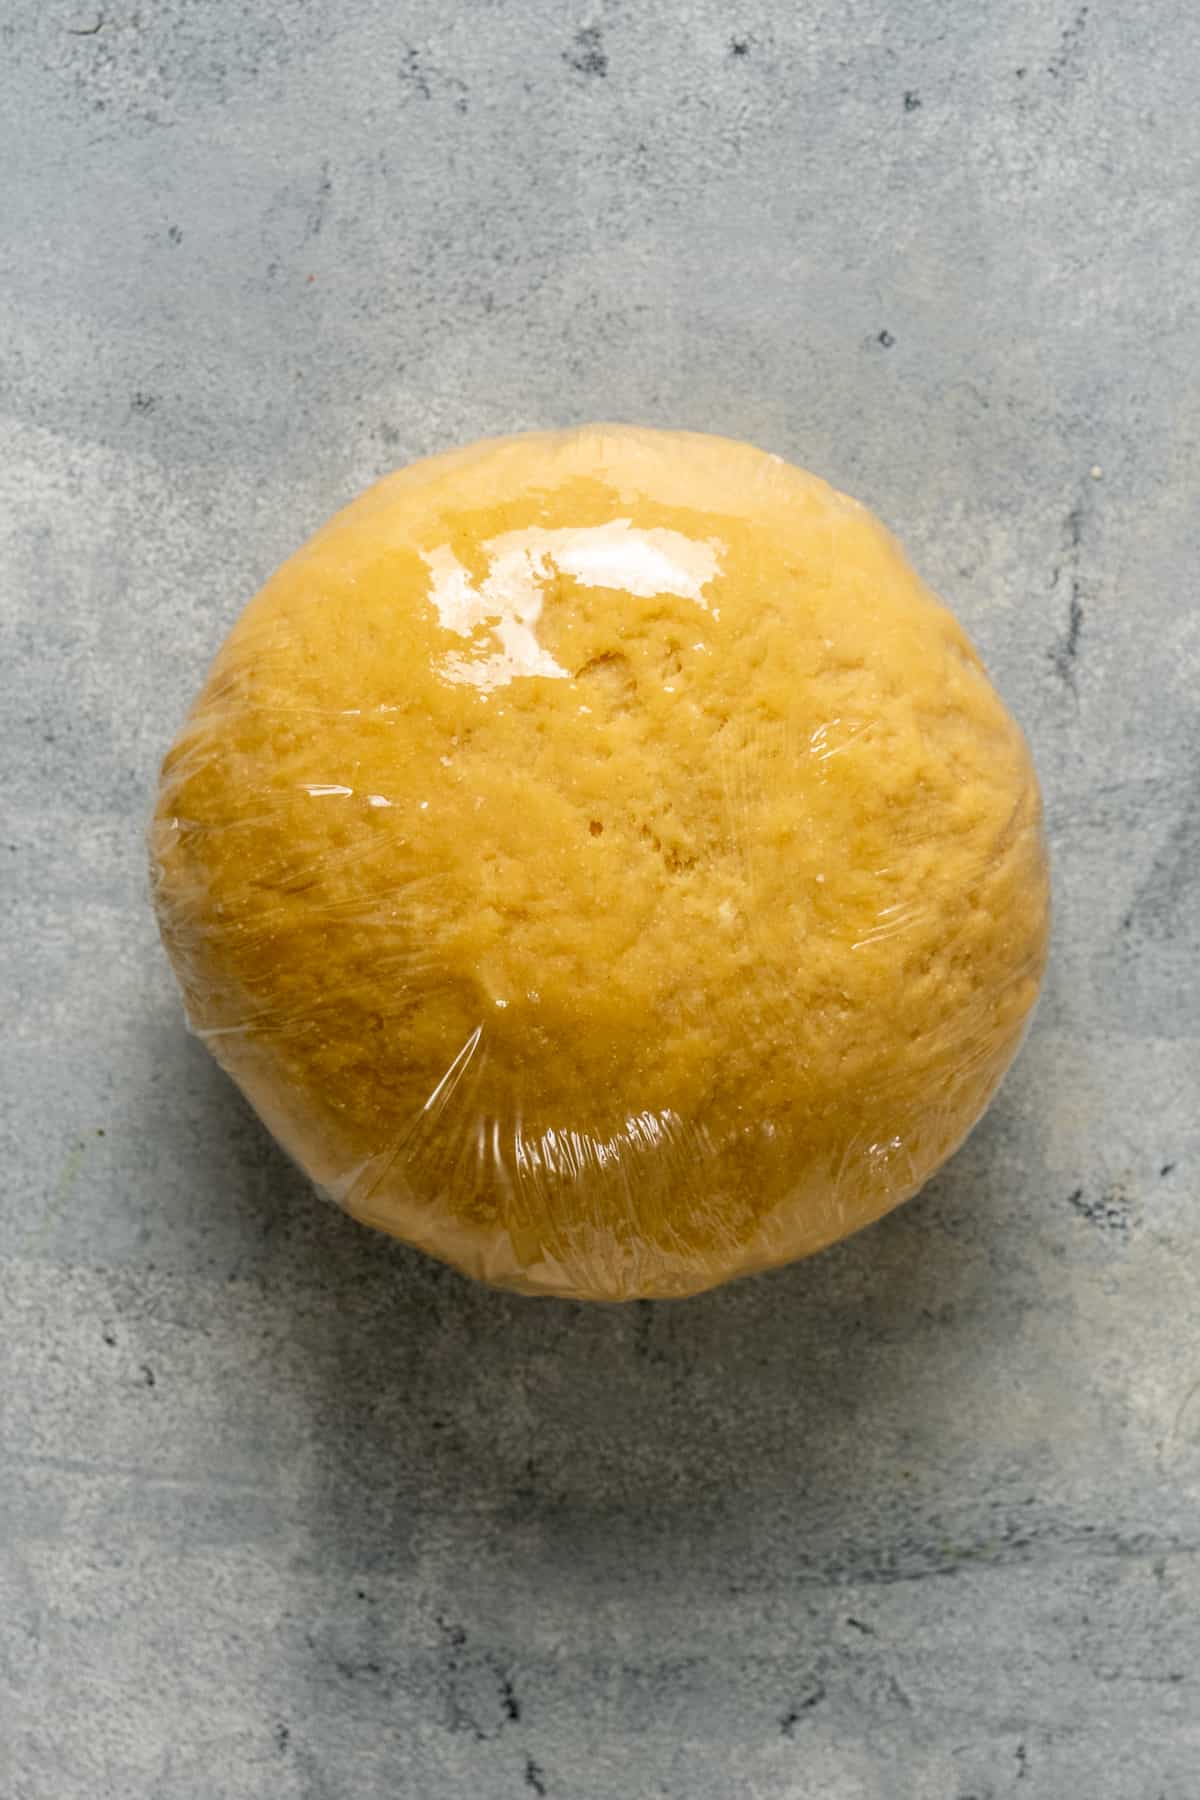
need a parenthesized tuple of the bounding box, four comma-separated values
(149, 425, 1050, 1300)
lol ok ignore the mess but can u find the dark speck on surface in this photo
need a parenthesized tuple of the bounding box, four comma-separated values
(1161, 1163, 1176, 1177)
(435, 1618, 522, 1741)
(877, 329, 895, 348)
(730, 38, 751, 58)
(309, 163, 332, 238)
(130, 392, 157, 414)
(397, 46, 469, 113)
(903, 89, 922, 110)
(780, 1684, 827, 1728)
(780, 1685, 827, 1734)
(400, 47, 432, 100)
(1061, 591, 1084, 670)
(1067, 1185, 1134, 1233)
(140, 1364, 156, 1386)
(524, 1760, 547, 1796)
(1049, 504, 1088, 692)
(565, 25, 607, 79)
(1048, 5, 1089, 78)
(274, 1724, 289, 1753)
(332, 1654, 383, 1681)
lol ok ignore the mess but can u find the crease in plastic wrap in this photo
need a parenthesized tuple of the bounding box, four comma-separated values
(149, 425, 1050, 1300)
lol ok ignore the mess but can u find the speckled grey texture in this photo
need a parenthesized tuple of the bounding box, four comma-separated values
(2, 2, 1198, 1795)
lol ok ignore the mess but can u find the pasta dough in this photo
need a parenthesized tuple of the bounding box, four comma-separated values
(150, 426, 1049, 1299)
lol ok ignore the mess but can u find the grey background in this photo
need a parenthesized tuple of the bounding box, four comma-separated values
(2, 2, 1198, 1796)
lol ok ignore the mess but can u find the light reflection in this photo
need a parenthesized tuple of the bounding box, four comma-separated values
(422, 520, 724, 693)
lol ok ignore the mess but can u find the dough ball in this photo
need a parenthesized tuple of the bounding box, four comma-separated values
(150, 426, 1049, 1299)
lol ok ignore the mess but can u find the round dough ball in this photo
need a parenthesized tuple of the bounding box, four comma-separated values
(150, 426, 1049, 1300)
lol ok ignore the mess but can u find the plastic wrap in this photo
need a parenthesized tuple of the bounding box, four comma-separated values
(149, 425, 1050, 1300)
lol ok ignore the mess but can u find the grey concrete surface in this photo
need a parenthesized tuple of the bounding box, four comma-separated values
(2, 2, 1199, 1796)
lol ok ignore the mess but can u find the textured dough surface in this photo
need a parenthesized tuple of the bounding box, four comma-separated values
(151, 426, 1049, 1299)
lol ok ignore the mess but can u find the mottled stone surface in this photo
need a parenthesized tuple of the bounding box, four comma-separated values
(2, 3, 1198, 1796)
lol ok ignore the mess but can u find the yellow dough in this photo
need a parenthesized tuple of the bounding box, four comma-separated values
(150, 426, 1049, 1299)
